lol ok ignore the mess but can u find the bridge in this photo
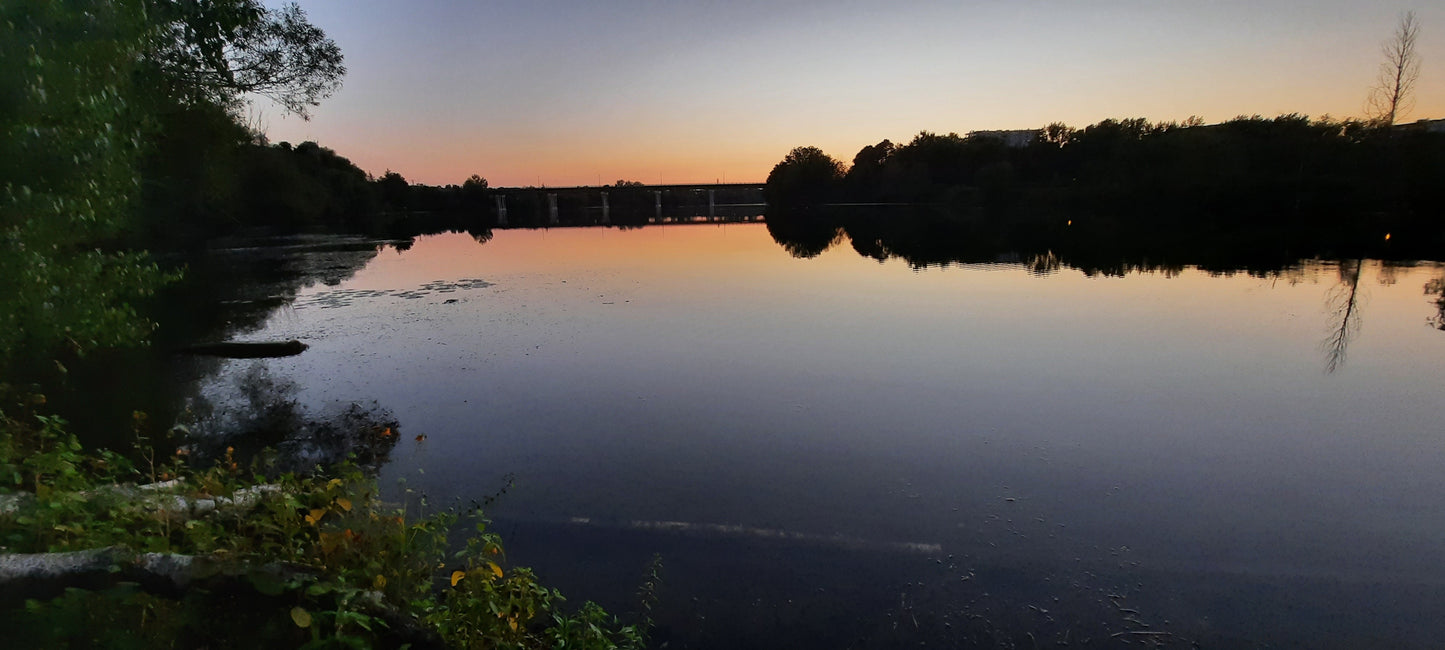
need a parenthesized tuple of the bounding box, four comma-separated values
(488, 183, 767, 227)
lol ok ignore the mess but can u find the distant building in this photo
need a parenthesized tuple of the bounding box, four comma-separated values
(965, 129, 1038, 148)
(1402, 118, 1445, 133)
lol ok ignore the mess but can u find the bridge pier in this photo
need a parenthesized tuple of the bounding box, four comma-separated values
(547, 193, 559, 225)
(708, 189, 715, 217)
(494, 195, 508, 226)
(654, 190, 662, 217)
(600, 191, 609, 224)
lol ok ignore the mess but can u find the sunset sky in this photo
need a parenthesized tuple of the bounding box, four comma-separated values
(259, 1, 1444, 188)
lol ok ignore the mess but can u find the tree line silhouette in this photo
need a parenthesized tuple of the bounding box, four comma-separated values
(765, 115, 1445, 263)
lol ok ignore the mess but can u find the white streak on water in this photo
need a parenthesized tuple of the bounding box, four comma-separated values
(564, 518, 942, 554)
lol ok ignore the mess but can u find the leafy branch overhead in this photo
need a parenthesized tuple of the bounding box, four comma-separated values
(0, 0, 348, 371)
(146, 0, 345, 118)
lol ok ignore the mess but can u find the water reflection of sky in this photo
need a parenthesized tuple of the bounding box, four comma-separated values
(230, 224, 1445, 647)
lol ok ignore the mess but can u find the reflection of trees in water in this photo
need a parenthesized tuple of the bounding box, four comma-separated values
(1075, 261, 1188, 279)
(183, 364, 401, 475)
(160, 237, 390, 344)
(160, 241, 402, 470)
(1320, 262, 1445, 372)
(1322, 259, 1365, 374)
(1025, 251, 1061, 276)
(835, 208, 1032, 271)
(768, 206, 1326, 277)
(1427, 275, 1445, 331)
(849, 233, 891, 262)
(52, 237, 390, 452)
(1376, 262, 1400, 286)
(766, 206, 1445, 373)
(765, 212, 844, 259)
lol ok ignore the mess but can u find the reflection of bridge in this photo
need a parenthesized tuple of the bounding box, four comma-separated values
(489, 183, 766, 226)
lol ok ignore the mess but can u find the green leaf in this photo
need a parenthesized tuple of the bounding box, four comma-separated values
(290, 606, 312, 628)
(306, 583, 334, 597)
(249, 570, 286, 596)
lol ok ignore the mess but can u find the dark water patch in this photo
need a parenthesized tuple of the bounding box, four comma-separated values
(498, 515, 1445, 649)
(178, 365, 401, 475)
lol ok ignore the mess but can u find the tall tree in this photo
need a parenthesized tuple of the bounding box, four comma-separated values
(1366, 11, 1421, 127)
(764, 146, 845, 208)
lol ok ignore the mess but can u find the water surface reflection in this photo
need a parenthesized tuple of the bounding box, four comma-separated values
(210, 224, 1444, 648)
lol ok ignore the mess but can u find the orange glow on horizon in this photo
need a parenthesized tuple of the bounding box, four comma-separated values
(275, 99, 1445, 188)
(263, 2, 1445, 187)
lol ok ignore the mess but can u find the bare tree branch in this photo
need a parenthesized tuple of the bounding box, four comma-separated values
(1366, 11, 1421, 127)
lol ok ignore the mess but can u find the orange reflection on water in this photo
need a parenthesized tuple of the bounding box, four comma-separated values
(343, 223, 780, 292)
(328, 226, 1445, 380)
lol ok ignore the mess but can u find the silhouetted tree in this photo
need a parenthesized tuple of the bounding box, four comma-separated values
(377, 171, 410, 212)
(134, 101, 257, 243)
(117, 0, 354, 243)
(458, 174, 490, 214)
(463, 174, 489, 192)
(1366, 11, 1421, 127)
(226, 140, 378, 231)
(1041, 123, 1075, 147)
(142, 0, 345, 118)
(887, 132, 970, 200)
(764, 146, 845, 208)
(843, 140, 895, 200)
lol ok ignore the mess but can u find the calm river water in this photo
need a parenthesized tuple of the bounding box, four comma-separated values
(204, 223, 1445, 648)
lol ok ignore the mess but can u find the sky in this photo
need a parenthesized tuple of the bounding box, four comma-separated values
(259, 1, 1445, 188)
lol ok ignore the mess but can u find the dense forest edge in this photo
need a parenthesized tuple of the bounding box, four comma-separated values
(761, 117, 1445, 265)
(2, 1, 1443, 648)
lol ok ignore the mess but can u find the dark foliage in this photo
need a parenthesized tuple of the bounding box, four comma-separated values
(764, 146, 846, 208)
(141, 0, 345, 117)
(765, 116, 1445, 258)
